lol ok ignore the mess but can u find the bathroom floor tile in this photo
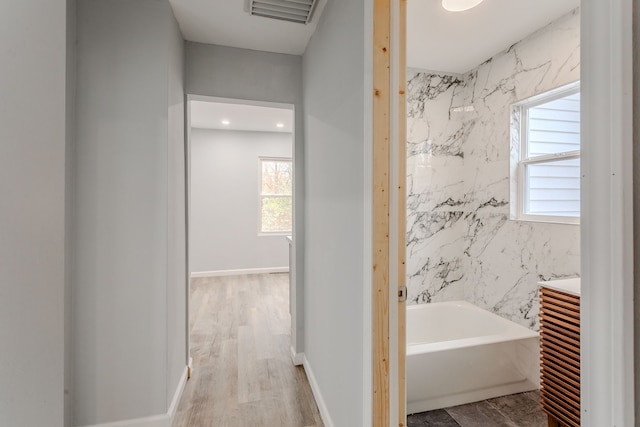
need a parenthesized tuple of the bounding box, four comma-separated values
(523, 390, 543, 403)
(408, 391, 547, 427)
(486, 392, 547, 427)
(407, 409, 461, 427)
(445, 400, 514, 427)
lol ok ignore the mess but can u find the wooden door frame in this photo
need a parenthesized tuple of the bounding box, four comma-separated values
(372, 0, 406, 426)
(395, 3, 407, 426)
(371, 0, 391, 424)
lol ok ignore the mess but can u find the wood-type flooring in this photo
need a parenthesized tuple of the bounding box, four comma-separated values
(173, 273, 323, 427)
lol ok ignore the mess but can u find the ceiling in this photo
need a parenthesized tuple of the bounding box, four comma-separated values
(190, 101, 294, 133)
(169, 0, 579, 78)
(407, 0, 580, 74)
(169, 0, 327, 55)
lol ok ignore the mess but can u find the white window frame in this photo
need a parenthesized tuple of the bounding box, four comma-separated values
(510, 81, 580, 225)
(258, 156, 292, 236)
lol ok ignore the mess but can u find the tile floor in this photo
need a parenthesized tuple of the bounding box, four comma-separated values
(407, 391, 548, 427)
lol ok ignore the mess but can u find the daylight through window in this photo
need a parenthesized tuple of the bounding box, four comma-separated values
(511, 82, 580, 223)
(260, 158, 292, 234)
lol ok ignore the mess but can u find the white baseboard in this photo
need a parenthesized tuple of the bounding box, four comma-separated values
(289, 346, 304, 366)
(190, 267, 289, 278)
(168, 366, 189, 421)
(303, 356, 335, 427)
(80, 364, 190, 427)
(78, 414, 169, 427)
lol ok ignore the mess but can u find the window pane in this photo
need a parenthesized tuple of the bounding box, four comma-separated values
(261, 160, 292, 195)
(525, 158, 580, 217)
(261, 196, 292, 233)
(527, 92, 580, 158)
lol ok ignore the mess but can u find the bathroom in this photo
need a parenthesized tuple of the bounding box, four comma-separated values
(405, 0, 581, 425)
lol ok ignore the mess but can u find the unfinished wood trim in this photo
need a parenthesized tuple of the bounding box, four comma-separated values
(372, 0, 391, 425)
(396, 0, 407, 426)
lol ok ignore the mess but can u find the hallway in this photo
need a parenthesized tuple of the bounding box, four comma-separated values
(173, 274, 323, 427)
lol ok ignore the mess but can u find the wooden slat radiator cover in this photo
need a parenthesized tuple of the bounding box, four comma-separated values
(539, 287, 580, 427)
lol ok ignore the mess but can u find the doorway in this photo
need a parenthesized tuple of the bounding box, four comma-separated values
(175, 96, 314, 424)
(383, 0, 634, 425)
(186, 98, 295, 279)
(183, 95, 300, 363)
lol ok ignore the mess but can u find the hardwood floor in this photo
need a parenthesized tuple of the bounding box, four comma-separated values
(173, 273, 323, 427)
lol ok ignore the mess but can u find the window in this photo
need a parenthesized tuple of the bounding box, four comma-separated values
(259, 158, 292, 234)
(510, 82, 580, 224)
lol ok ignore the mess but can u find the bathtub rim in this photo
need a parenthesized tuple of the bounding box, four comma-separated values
(406, 300, 539, 356)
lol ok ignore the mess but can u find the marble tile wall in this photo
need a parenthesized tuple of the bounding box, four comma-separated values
(406, 9, 581, 329)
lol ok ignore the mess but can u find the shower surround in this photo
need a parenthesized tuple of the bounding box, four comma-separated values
(406, 9, 580, 330)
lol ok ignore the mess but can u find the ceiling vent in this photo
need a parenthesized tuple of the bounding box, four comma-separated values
(244, 0, 318, 25)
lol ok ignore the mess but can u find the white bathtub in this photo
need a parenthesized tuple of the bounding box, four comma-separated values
(406, 301, 539, 414)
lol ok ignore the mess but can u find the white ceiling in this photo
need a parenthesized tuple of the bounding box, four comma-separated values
(169, 0, 327, 55)
(407, 0, 580, 74)
(169, 0, 579, 79)
(190, 101, 294, 133)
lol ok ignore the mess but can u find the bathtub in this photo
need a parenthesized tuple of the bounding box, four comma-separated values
(406, 301, 539, 414)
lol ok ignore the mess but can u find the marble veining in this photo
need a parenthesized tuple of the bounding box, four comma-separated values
(406, 9, 580, 329)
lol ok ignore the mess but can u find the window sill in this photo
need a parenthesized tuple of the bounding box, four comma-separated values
(510, 216, 580, 226)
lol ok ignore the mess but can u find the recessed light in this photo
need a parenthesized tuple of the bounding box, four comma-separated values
(276, 123, 285, 128)
(442, 0, 483, 12)
(221, 120, 230, 125)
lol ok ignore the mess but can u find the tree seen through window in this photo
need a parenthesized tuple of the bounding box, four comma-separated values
(260, 159, 292, 233)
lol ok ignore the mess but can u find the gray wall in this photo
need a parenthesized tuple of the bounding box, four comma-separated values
(634, 0, 640, 418)
(302, 0, 366, 424)
(185, 42, 305, 352)
(65, 0, 77, 424)
(0, 1, 67, 426)
(190, 129, 292, 273)
(166, 9, 187, 413)
(73, 0, 185, 424)
(186, 43, 302, 104)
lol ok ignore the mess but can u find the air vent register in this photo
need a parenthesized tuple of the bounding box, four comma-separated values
(244, 0, 318, 24)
